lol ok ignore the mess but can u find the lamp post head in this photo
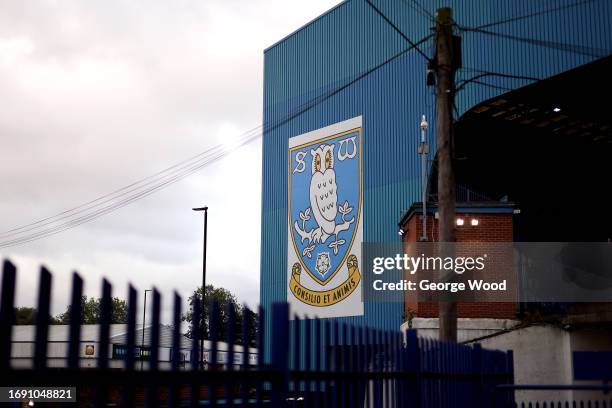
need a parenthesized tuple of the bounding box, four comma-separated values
(192, 206, 208, 212)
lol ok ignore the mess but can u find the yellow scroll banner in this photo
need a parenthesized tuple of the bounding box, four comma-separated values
(290, 254, 361, 307)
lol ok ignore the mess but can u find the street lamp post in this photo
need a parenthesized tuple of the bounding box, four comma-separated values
(192, 206, 208, 369)
(141, 289, 152, 371)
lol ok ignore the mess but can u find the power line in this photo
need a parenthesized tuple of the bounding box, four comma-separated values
(0, 132, 261, 248)
(0, 129, 261, 238)
(471, 0, 598, 30)
(401, 0, 435, 22)
(458, 0, 610, 58)
(0, 35, 433, 248)
(464, 79, 514, 92)
(365, 0, 431, 61)
(455, 70, 541, 93)
(267, 33, 433, 130)
(461, 27, 611, 58)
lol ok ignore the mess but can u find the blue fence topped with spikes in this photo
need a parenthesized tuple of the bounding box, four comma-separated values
(1, 258, 516, 407)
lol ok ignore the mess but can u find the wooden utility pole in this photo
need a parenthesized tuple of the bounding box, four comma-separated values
(435, 7, 458, 342)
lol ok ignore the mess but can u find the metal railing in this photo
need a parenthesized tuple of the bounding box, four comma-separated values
(0, 259, 515, 407)
(492, 384, 612, 408)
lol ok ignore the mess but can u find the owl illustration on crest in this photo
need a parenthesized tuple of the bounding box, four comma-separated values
(309, 143, 338, 236)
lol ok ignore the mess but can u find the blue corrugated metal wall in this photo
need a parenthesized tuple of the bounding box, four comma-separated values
(260, 0, 612, 359)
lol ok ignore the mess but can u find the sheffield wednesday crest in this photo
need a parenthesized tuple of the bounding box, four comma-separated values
(287, 117, 364, 318)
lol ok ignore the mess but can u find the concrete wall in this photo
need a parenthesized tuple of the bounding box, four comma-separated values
(567, 329, 612, 402)
(479, 324, 572, 403)
(404, 317, 520, 343)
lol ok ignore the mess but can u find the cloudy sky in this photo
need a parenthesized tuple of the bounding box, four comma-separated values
(0, 0, 340, 321)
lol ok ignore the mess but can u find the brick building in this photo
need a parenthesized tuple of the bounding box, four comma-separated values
(398, 202, 518, 321)
(398, 202, 612, 402)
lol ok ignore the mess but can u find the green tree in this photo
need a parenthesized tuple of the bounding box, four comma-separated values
(55, 296, 128, 324)
(182, 285, 258, 347)
(15, 307, 37, 325)
(14, 307, 59, 325)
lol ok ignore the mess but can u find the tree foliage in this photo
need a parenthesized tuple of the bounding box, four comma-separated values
(55, 296, 128, 324)
(181, 285, 257, 347)
(15, 307, 37, 325)
(14, 307, 60, 325)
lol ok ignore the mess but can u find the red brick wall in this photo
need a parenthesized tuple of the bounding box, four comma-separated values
(407, 213, 513, 243)
(402, 210, 517, 319)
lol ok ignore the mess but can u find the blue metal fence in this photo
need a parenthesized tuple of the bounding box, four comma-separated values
(1, 258, 514, 407)
(513, 403, 612, 408)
